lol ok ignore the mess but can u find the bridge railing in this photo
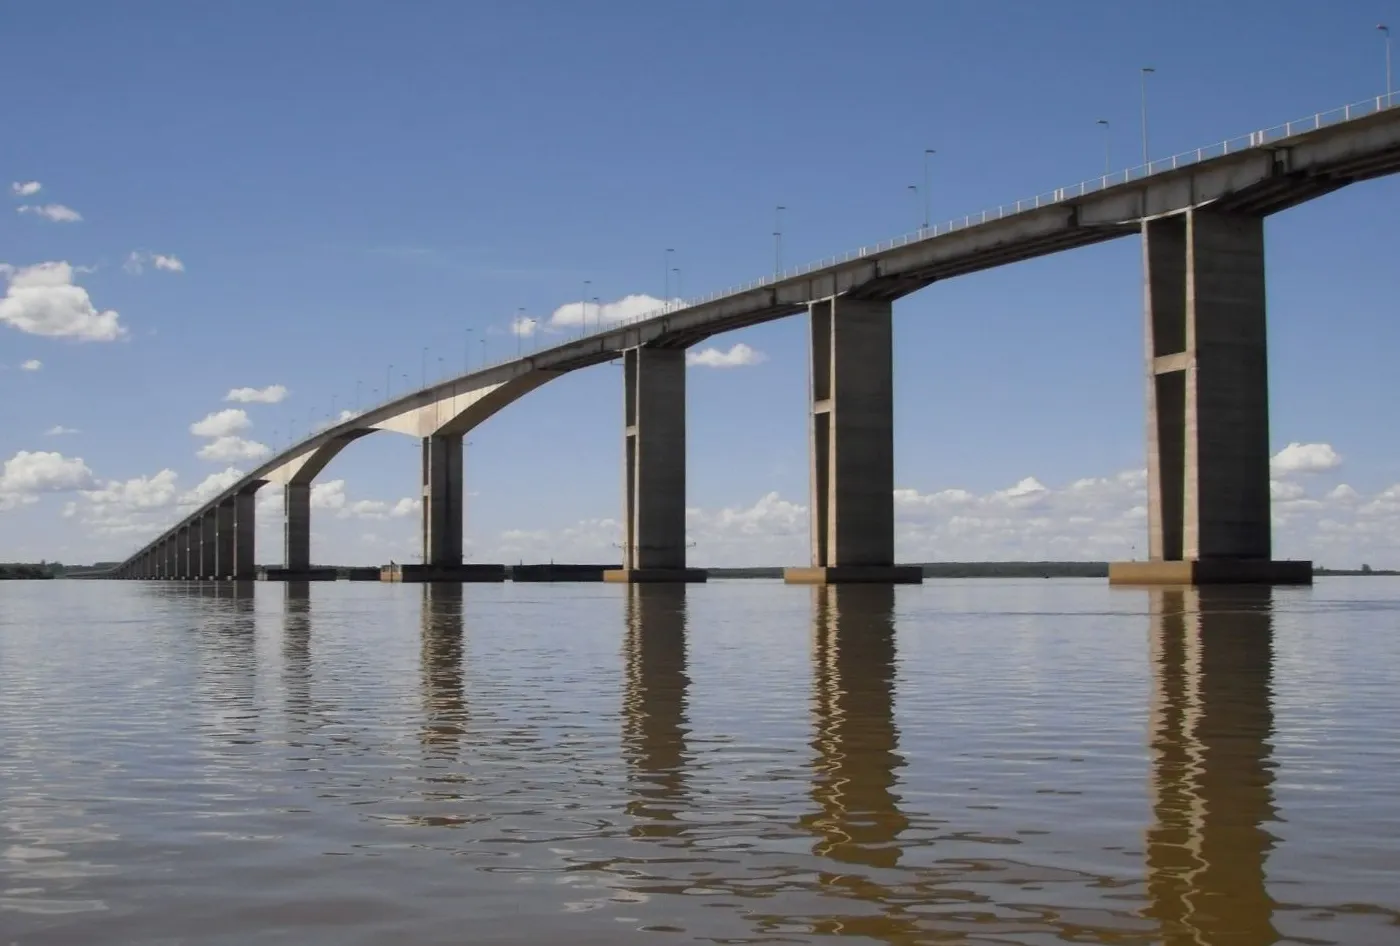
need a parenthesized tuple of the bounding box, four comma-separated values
(340, 94, 1399, 431)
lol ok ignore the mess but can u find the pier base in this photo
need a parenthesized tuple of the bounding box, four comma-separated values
(512, 564, 620, 582)
(259, 567, 338, 582)
(1108, 560, 1312, 586)
(784, 566, 923, 585)
(382, 563, 507, 583)
(603, 568, 708, 584)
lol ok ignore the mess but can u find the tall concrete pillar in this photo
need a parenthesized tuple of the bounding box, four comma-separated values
(165, 537, 177, 579)
(176, 526, 190, 579)
(199, 509, 218, 579)
(421, 433, 464, 568)
(234, 491, 257, 579)
(604, 347, 704, 583)
(1112, 209, 1309, 584)
(785, 297, 919, 584)
(215, 499, 236, 579)
(284, 483, 311, 572)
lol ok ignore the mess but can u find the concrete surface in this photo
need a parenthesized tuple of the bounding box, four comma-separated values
(421, 433, 464, 567)
(621, 347, 688, 572)
(784, 566, 923, 585)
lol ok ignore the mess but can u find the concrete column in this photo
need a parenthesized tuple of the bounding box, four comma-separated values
(234, 491, 257, 579)
(215, 499, 236, 579)
(604, 347, 703, 583)
(284, 483, 311, 572)
(199, 509, 218, 579)
(785, 296, 919, 584)
(165, 537, 177, 579)
(421, 433, 464, 568)
(1115, 210, 1308, 585)
(176, 527, 190, 579)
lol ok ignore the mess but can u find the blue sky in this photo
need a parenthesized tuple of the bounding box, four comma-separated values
(3, 1, 1399, 567)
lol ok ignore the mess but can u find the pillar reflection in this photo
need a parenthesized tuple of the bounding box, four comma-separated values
(282, 581, 312, 718)
(622, 584, 690, 838)
(420, 584, 466, 758)
(802, 584, 907, 869)
(1145, 587, 1279, 945)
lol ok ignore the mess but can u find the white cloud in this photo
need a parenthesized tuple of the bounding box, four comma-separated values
(511, 315, 539, 337)
(44, 425, 79, 436)
(20, 359, 41, 371)
(196, 436, 270, 462)
(189, 408, 251, 438)
(11, 181, 41, 197)
(178, 468, 244, 507)
(0, 450, 95, 509)
(1271, 479, 1305, 501)
(17, 204, 82, 223)
(0, 261, 126, 341)
(125, 251, 185, 275)
(549, 293, 664, 330)
(391, 497, 418, 517)
(686, 343, 768, 368)
(1271, 442, 1342, 475)
(337, 495, 421, 520)
(310, 479, 347, 510)
(82, 470, 178, 510)
(1327, 484, 1359, 502)
(225, 384, 288, 404)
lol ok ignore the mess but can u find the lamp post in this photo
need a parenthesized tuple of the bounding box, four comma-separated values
(664, 248, 675, 300)
(774, 204, 785, 276)
(906, 184, 919, 230)
(922, 148, 935, 231)
(1097, 119, 1111, 177)
(583, 279, 591, 335)
(592, 295, 601, 334)
(516, 307, 526, 357)
(1381, 24, 1393, 107)
(1140, 67, 1155, 170)
(672, 267, 682, 301)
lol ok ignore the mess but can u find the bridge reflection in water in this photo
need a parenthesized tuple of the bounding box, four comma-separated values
(1146, 587, 1279, 945)
(612, 583, 1285, 942)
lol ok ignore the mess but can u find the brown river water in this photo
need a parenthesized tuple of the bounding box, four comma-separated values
(1, 578, 1398, 944)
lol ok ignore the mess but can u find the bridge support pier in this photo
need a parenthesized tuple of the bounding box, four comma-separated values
(785, 297, 921, 585)
(284, 483, 311, 573)
(1111, 210, 1309, 585)
(199, 509, 217, 579)
(234, 490, 257, 580)
(215, 499, 236, 580)
(604, 347, 706, 583)
(422, 433, 464, 568)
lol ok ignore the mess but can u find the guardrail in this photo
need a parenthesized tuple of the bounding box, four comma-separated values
(309, 93, 1398, 442)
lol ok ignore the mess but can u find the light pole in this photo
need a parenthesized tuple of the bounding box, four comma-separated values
(516, 307, 526, 356)
(583, 279, 591, 334)
(592, 295, 602, 334)
(774, 204, 785, 276)
(1140, 67, 1155, 170)
(664, 248, 675, 300)
(672, 267, 682, 301)
(922, 148, 935, 231)
(1381, 24, 1393, 107)
(1097, 119, 1111, 176)
(906, 184, 919, 230)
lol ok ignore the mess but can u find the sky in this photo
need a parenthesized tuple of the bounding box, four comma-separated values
(2, 0, 1399, 569)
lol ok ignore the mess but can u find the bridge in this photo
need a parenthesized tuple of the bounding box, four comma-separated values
(109, 96, 1400, 585)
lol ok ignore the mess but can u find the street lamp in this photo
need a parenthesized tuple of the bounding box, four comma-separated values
(664, 248, 675, 300)
(774, 204, 786, 276)
(592, 295, 602, 334)
(1381, 24, 1393, 107)
(516, 307, 527, 356)
(1140, 67, 1156, 170)
(906, 184, 919, 230)
(922, 148, 935, 231)
(583, 279, 591, 335)
(672, 267, 682, 301)
(1097, 119, 1111, 176)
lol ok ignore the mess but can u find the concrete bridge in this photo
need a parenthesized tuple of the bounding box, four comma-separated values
(110, 97, 1400, 585)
